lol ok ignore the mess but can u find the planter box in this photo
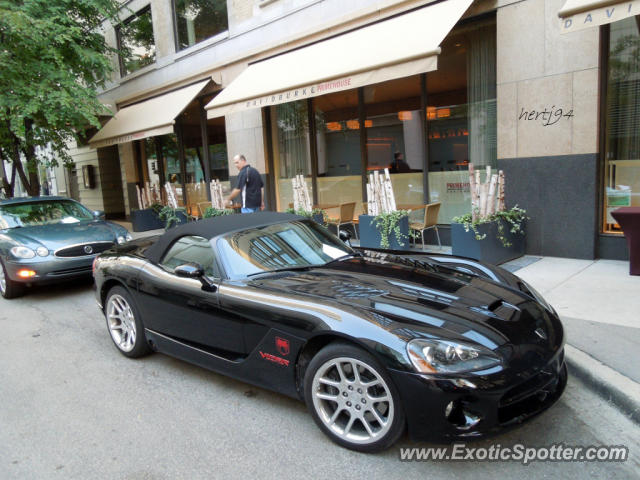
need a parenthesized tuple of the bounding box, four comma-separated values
(451, 220, 525, 265)
(130, 209, 164, 232)
(358, 214, 411, 251)
(130, 209, 188, 232)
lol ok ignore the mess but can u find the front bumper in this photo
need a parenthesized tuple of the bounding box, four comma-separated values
(4, 255, 94, 285)
(388, 348, 567, 442)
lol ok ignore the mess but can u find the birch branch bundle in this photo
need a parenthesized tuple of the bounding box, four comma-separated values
(292, 175, 312, 212)
(467, 163, 506, 220)
(366, 168, 397, 215)
(209, 179, 225, 209)
(164, 182, 179, 208)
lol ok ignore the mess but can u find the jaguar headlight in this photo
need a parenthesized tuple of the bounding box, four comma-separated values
(10, 246, 36, 259)
(407, 338, 502, 374)
(36, 246, 49, 257)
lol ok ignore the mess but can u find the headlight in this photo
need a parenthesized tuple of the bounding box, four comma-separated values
(117, 233, 132, 244)
(10, 246, 36, 259)
(36, 246, 49, 257)
(407, 338, 502, 374)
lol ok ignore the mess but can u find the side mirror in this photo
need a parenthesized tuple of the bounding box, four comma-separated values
(339, 229, 352, 244)
(174, 263, 204, 278)
(93, 210, 105, 220)
(174, 263, 217, 292)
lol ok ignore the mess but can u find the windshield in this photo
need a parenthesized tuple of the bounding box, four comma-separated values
(217, 220, 353, 278)
(0, 200, 94, 229)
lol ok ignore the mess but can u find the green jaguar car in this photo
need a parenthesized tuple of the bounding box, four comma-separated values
(0, 196, 131, 299)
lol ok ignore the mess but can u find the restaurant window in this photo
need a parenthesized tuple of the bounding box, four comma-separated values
(173, 0, 228, 51)
(116, 6, 156, 77)
(364, 76, 424, 210)
(271, 100, 313, 210)
(426, 20, 496, 223)
(314, 89, 363, 213)
(603, 16, 640, 234)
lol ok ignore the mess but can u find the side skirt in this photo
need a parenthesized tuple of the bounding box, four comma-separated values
(145, 328, 305, 399)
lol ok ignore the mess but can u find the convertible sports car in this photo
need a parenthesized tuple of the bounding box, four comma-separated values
(94, 212, 566, 452)
(0, 196, 132, 299)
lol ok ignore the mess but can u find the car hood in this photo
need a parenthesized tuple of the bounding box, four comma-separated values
(3, 221, 123, 250)
(249, 256, 563, 369)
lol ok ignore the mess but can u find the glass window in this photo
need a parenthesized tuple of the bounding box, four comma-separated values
(174, 0, 228, 51)
(426, 21, 496, 224)
(271, 100, 313, 210)
(117, 7, 156, 77)
(217, 220, 352, 278)
(314, 90, 363, 213)
(603, 17, 640, 233)
(161, 235, 216, 276)
(364, 76, 424, 208)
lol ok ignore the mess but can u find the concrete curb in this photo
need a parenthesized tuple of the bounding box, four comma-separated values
(565, 344, 640, 424)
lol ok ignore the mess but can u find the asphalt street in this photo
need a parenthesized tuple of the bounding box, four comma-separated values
(1, 280, 638, 479)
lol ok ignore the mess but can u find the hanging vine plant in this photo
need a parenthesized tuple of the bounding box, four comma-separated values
(373, 210, 409, 249)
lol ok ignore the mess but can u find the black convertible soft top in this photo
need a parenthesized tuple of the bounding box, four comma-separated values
(144, 211, 305, 264)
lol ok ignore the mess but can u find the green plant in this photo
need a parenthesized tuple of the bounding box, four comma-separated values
(149, 202, 164, 215)
(373, 210, 409, 249)
(452, 205, 527, 247)
(286, 207, 328, 224)
(158, 205, 186, 230)
(203, 207, 235, 218)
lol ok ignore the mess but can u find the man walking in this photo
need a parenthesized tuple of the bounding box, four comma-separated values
(226, 154, 264, 213)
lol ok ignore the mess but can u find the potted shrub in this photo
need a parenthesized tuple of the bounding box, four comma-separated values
(451, 206, 527, 264)
(203, 207, 235, 218)
(157, 205, 188, 230)
(359, 210, 410, 250)
(450, 164, 526, 264)
(286, 207, 326, 225)
(130, 203, 165, 232)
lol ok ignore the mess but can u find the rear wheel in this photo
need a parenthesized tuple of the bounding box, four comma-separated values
(304, 343, 405, 452)
(0, 259, 24, 299)
(105, 286, 151, 358)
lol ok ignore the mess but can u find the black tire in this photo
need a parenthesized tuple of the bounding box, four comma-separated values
(0, 259, 24, 299)
(104, 286, 151, 358)
(303, 342, 405, 452)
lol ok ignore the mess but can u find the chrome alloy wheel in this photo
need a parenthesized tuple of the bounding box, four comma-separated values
(106, 294, 137, 353)
(0, 264, 6, 294)
(311, 357, 394, 445)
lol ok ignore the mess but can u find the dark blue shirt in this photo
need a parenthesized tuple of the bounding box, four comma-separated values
(236, 165, 263, 208)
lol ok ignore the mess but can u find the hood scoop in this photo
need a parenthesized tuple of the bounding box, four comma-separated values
(469, 300, 521, 320)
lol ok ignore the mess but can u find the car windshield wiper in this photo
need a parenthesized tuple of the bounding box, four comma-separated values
(247, 265, 321, 277)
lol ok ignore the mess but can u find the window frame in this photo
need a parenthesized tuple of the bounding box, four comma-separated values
(115, 5, 156, 78)
(171, 0, 229, 53)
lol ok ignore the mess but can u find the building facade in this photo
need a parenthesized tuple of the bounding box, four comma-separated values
(79, 0, 639, 260)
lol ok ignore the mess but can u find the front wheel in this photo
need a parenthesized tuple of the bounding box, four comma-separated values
(0, 259, 24, 299)
(105, 286, 151, 358)
(304, 343, 405, 452)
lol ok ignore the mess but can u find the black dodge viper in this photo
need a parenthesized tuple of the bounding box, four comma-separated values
(93, 212, 566, 452)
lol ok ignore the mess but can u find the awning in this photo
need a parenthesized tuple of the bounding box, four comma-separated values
(205, 0, 473, 119)
(558, 0, 640, 33)
(89, 79, 211, 148)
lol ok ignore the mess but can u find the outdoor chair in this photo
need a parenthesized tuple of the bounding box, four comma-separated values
(326, 201, 358, 239)
(409, 202, 441, 249)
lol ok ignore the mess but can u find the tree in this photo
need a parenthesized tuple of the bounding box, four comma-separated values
(0, 0, 121, 197)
